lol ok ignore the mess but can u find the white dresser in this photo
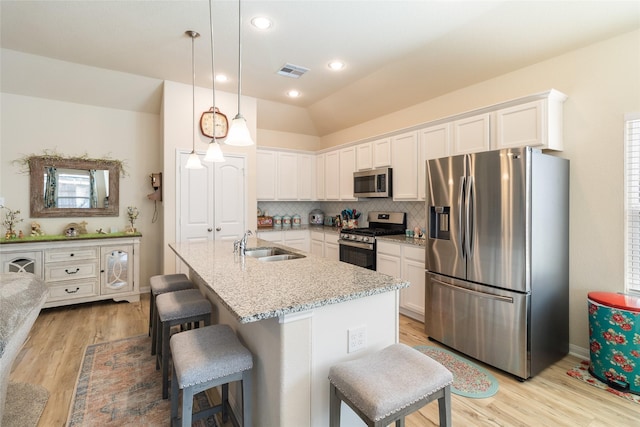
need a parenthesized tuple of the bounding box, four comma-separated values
(0, 234, 141, 308)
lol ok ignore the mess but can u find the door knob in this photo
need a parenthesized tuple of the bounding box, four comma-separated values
(207, 228, 213, 232)
(216, 227, 221, 231)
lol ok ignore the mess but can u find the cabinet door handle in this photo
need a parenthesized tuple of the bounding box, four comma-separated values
(65, 287, 80, 294)
(65, 268, 80, 274)
(215, 227, 221, 231)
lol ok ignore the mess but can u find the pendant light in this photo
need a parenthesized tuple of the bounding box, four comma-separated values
(204, 0, 225, 162)
(225, 0, 254, 146)
(185, 30, 203, 169)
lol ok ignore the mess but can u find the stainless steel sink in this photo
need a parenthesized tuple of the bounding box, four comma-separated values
(258, 254, 305, 262)
(244, 247, 305, 261)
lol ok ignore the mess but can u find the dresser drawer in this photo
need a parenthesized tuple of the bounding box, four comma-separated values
(47, 280, 98, 301)
(45, 261, 99, 282)
(45, 247, 99, 263)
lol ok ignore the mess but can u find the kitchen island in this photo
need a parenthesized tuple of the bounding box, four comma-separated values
(170, 238, 408, 427)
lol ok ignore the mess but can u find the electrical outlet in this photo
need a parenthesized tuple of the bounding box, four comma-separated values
(348, 326, 367, 353)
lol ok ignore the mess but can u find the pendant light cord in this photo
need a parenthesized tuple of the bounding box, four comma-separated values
(191, 31, 196, 152)
(209, 0, 217, 144)
(236, 0, 243, 116)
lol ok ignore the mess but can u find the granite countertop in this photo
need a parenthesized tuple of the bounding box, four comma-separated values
(377, 234, 426, 247)
(170, 238, 408, 324)
(258, 224, 341, 234)
(0, 232, 142, 245)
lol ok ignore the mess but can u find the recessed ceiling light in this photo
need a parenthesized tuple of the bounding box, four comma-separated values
(328, 61, 345, 71)
(287, 90, 300, 98)
(251, 16, 272, 30)
(215, 74, 228, 83)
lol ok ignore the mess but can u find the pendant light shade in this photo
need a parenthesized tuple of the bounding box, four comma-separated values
(226, 0, 254, 146)
(185, 30, 203, 169)
(204, 0, 225, 162)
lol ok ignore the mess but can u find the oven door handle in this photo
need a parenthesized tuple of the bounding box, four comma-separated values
(338, 239, 374, 250)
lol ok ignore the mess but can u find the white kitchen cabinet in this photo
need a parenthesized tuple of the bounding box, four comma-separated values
(356, 138, 391, 171)
(452, 113, 492, 155)
(324, 232, 340, 261)
(373, 138, 392, 168)
(324, 151, 340, 200)
(0, 236, 140, 308)
(256, 229, 309, 253)
(339, 147, 357, 200)
(376, 240, 425, 322)
(257, 149, 315, 201)
(400, 245, 426, 321)
(256, 150, 277, 200)
(356, 142, 373, 171)
(391, 131, 420, 200)
(297, 154, 314, 200)
(315, 154, 325, 200)
(277, 151, 298, 200)
(418, 123, 451, 200)
(495, 90, 567, 151)
(310, 230, 324, 257)
(376, 240, 401, 278)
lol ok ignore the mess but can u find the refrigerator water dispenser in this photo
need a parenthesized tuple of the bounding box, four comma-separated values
(429, 206, 450, 240)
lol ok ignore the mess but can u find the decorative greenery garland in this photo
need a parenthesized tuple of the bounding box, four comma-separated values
(12, 149, 128, 177)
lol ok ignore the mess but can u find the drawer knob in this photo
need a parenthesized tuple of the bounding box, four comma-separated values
(65, 287, 80, 294)
(70, 253, 74, 257)
(65, 268, 80, 275)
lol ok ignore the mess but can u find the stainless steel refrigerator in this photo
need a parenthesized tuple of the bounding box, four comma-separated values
(425, 146, 569, 380)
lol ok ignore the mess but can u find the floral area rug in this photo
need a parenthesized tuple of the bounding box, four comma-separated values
(67, 335, 217, 426)
(567, 360, 640, 404)
(414, 346, 499, 398)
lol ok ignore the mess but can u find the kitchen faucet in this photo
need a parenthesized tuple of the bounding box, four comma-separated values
(234, 230, 253, 255)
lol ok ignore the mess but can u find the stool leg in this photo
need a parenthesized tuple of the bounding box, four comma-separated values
(148, 289, 154, 336)
(221, 383, 229, 422)
(329, 383, 341, 427)
(150, 294, 157, 355)
(438, 385, 452, 427)
(162, 321, 171, 399)
(396, 418, 405, 427)
(171, 365, 179, 422)
(181, 385, 194, 427)
(155, 311, 161, 368)
(242, 370, 252, 427)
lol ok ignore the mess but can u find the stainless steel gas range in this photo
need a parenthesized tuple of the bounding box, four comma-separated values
(338, 211, 407, 270)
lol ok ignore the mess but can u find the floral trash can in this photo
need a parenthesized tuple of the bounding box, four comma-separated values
(588, 291, 640, 395)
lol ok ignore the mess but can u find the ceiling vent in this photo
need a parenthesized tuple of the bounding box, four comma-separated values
(277, 63, 309, 78)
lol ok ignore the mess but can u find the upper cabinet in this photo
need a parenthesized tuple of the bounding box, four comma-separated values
(391, 131, 420, 200)
(315, 154, 325, 200)
(494, 90, 567, 151)
(418, 123, 451, 200)
(357, 138, 392, 171)
(339, 147, 357, 201)
(451, 113, 492, 155)
(324, 151, 340, 200)
(256, 149, 314, 201)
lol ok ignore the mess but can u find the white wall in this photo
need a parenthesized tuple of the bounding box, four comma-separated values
(0, 93, 163, 290)
(160, 80, 257, 273)
(318, 29, 640, 353)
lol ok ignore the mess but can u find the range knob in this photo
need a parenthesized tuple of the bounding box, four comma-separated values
(362, 236, 370, 243)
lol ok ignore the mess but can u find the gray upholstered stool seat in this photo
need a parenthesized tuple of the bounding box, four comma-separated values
(170, 324, 253, 427)
(328, 343, 453, 427)
(155, 288, 212, 399)
(148, 273, 193, 355)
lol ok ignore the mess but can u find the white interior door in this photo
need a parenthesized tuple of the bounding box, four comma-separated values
(214, 156, 246, 241)
(177, 151, 246, 243)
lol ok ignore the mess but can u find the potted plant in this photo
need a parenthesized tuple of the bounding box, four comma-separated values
(126, 206, 139, 233)
(1, 205, 23, 239)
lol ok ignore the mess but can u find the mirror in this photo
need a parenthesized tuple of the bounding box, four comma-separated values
(29, 156, 120, 217)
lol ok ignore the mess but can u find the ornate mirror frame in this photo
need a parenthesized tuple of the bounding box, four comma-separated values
(29, 156, 120, 217)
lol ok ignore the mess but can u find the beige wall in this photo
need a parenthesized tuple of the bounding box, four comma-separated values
(319, 29, 640, 353)
(0, 93, 163, 291)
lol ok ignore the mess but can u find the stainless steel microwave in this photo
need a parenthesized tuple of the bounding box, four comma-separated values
(353, 168, 392, 198)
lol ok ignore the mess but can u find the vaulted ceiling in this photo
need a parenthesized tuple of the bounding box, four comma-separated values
(1, 1, 639, 136)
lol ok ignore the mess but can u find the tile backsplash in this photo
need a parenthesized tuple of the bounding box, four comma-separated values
(257, 200, 425, 230)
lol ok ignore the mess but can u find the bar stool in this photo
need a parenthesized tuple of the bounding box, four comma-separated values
(149, 273, 194, 355)
(155, 288, 212, 399)
(328, 343, 453, 427)
(170, 324, 253, 427)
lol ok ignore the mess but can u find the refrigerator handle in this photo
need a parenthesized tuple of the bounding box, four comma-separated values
(458, 175, 466, 258)
(465, 176, 475, 259)
(431, 277, 514, 303)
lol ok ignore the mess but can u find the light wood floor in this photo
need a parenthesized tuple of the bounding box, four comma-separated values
(9, 295, 640, 426)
